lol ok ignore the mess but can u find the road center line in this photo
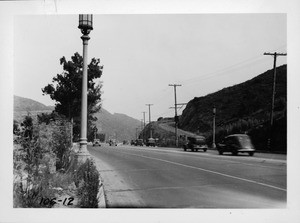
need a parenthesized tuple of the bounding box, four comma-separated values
(119, 150, 287, 192)
(123, 146, 286, 169)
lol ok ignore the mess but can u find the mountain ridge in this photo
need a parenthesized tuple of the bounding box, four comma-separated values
(13, 95, 141, 142)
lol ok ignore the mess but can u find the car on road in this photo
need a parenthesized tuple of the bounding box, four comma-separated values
(135, 139, 144, 146)
(93, 139, 101, 147)
(146, 138, 156, 147)
(183, 136, 208, 152)
(217, 134, 255, 156)
(130, 140, 135, 146)
(109, 139, 117, 146)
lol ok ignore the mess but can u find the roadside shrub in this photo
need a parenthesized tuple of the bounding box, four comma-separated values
(13, 168, 55, 208)
(13, 114, 73, 208)
(75, 159, 100, 208)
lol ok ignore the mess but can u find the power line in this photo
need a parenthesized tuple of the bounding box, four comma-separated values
(182, 56, 269, 86)
(180, 47, 287, 87)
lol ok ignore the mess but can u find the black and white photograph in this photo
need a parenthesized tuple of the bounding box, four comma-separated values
(1, 0, 300, 223)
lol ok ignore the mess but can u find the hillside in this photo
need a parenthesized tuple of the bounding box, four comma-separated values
(142, 65, 287, 151)
(179, 65, 286, 133)
(94, 109, 141, 142)
(14, 95, 141, 142)
(14, 95, 53, 112)
(14, 95, 54, 121)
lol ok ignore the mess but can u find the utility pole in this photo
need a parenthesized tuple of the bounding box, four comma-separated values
(135, 127, 139, 140)
(212, 107, 216, 149)
(146, 104, 153, 138)
(264, 52, 287, 127)
(264, 52, 287, 150)
(146, 104, 153, 123)
(142, 111, 146, 142)
(140, 119, 144, 139)
(142, 112, 146, 128)
(169, 84, 183, 147)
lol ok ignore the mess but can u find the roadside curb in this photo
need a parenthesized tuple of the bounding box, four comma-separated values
(97, 180, 106, 208)
(91, 156, 107, 208)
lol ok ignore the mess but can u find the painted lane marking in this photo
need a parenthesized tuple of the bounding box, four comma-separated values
(117, 146, 286, 170)
(117, 150, 287, 192)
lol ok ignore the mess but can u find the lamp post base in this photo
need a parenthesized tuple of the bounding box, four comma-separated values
(76, 141, 90, 163)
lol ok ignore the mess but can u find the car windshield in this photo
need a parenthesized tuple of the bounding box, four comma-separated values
(237, 136, 253, 148)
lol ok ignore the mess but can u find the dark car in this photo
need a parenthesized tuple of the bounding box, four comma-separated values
(109, 139, 117, 146)
(217, 134, 255, 156)
(183, 136, 208, 152)
(135, 139, 144, 146)
(93, 139, 101, 147)
(146, 138, 156, 147)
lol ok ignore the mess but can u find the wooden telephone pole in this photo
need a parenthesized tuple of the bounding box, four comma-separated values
(169, 84, 186, 147)
(146, 104, 153, 138)
(264, 52, 287, 127)
(264, 52, 287, 149)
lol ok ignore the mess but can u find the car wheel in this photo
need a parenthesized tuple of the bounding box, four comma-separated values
(218, 150, 223, 155)
(203, 148, 207, 152)
(249, 152, 254, 156)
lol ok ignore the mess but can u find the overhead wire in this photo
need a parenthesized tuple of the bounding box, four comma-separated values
(180, 45, 287, 87)
(143, 44, 287, 120)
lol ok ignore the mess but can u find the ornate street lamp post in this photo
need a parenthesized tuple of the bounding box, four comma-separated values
(77, 14, 93, 161)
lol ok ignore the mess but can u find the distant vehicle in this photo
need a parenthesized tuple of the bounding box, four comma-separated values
(135, 139, 144, 146)
(109, 139, 117, 146)
(183, 136, 208, 152)
(217, 134, 255, 156)
(146, 138, 156, 147)
(130, 140, 135, 146)
(93, 139, 101, 147)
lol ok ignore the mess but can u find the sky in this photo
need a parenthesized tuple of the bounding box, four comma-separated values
(14, 14, 287, 121)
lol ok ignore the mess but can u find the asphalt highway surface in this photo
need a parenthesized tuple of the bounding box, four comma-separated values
(89, 144, 286, 208)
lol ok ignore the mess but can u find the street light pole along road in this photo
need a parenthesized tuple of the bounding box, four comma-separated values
(78, 14, 93, 160)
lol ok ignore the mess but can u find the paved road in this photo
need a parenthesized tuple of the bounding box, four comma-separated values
(89, 144, 286, 208)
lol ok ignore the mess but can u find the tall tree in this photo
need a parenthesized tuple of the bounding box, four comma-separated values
(42, 52, 103, 140)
